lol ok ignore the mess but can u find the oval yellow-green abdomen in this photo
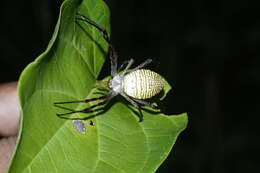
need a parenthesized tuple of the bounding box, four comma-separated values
(123, 69, 164, 99)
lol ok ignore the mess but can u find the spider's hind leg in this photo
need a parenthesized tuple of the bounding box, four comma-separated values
(132, 98, 160, 110)
(121, 93, 144, 122)
(132, 58, 153, 71)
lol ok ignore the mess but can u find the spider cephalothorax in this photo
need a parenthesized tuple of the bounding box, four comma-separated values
(54, 13, 165, 122)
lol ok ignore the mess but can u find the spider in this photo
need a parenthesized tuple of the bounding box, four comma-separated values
(54, 13, 165, 122)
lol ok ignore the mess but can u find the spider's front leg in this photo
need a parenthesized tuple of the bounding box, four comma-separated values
(76, 13, 118, 77)
(54, 91, 116, 119)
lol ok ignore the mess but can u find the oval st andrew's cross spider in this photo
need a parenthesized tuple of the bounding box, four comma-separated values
(54, 13, 165, 122)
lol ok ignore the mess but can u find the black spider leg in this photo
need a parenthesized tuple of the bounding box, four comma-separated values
(76, 13, 118, 77)
(121, 58, 134, 75)
(132, 58, 152, 71)
(120, 58, 152, 75)
(54, 94, 108, 104)
(131, 98, 160, 110)
(118, 59, 134, 72)
(151, 97, 166, 113)
(55, 91, 116, 118)
(120, 92, 143, 122)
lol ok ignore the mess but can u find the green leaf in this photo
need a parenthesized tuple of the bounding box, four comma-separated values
(8, 0, 188, 172)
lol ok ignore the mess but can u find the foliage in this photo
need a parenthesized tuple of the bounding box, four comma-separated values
(8, 0, 188, 172)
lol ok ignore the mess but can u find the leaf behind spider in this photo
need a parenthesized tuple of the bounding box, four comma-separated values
(9, 0, 188, 172)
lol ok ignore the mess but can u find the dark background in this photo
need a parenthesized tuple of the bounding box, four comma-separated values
(1, 0, 259, 172)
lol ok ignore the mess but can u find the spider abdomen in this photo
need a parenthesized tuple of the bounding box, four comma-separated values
(123, 69, 164, 99)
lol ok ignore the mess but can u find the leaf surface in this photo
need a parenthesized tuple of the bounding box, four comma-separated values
(8, 0, 188, 172)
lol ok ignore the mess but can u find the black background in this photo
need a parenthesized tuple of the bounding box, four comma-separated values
(1, 0, 259, 172)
